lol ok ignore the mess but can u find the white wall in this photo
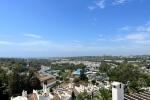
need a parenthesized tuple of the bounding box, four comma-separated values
(112, 82, 124, 100)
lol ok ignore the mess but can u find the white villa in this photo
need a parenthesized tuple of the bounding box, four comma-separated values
(11, 84, 54, 100)
(11, 90, 28, 100)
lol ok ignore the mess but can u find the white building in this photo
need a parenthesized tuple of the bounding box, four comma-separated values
(11, 96, 27, 100)
(11, 90, 27, 100)
(112, 82, 124, 100)
(56, 90, 72, 100)
(74, 84, 100, 96)
(54, 83, 73, 100)
(33, 84, 54, 100)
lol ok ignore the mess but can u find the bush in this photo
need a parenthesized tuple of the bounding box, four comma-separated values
(73, 77, 80, 83)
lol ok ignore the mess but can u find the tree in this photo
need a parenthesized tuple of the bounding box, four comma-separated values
(129, 81, 139, 92)
(108, 64, 141, 91)
(29, 76, 41, 90)
(56, 81, 60, 87)
(80, 69, 88, 81)
(77, 92, 90, 100)
(145, 76, 150, 86)
(0, 74, 9, 100)
(99, 62, 110, 73)
(49, 88, 53, 93)
(99, 88, 111, 100)
(56, 76, 60, 80)
(72, 91, 76, 100)
(73, 77, 80, 84)
(137, 78, 147, 88)
(64, 78, 70, 83)
(8, 71, 22, 96)
(91, 80, 96, 85)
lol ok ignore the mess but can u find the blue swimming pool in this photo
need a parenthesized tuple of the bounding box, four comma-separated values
(74, 69, 81, 75)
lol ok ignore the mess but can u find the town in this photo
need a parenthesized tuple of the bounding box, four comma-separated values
(1, 56, 150, 100)
(0, 0, 150, 99)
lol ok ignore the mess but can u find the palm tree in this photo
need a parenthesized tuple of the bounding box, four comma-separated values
(72, 91, 76, 100)
(77, 92, 91, 100)
(138, 78, 147, 88)
(93, 88, 111, 100)
(56, 81, 60, 88)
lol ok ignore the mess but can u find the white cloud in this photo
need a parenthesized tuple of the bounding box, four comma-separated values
(97, 34, 106, 41)
(115, 21, 150, 43)
(72, 40, 80, 43)
(71, 40, 83, 48)
(18, 40, 50, 46)
(97, 38, 106, 41)
(88, 6, 96, 10)
(113, 0, 128, 5)
(1, 22, 150, 57)
(115, 32, 150, 42)
(146, 21, 150, 25)
(88, 0, 106, 10)
(0, 41, 14, 45)
(135, 21, 150, 32)
(135, 40, 150, 44)
(95, 0, 106, 9)
(119, 26, 130, 31)
(98, 34, 103, 37)
(24, 33, 42, 39)
(88, 0, 137, 10)
(147, 26, 150, 32)
(136, 26, 146, 31)
(112, 37, 125, 41)
(126, 33, 146, 41)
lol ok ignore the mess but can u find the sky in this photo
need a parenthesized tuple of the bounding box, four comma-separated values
(0, 0, 150, 57)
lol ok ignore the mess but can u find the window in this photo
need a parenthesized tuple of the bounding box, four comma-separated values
(113, 86, 116, 88)
(120, 84, 121, 88)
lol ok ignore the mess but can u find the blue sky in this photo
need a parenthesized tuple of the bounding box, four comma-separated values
(0, 0, 150, 57)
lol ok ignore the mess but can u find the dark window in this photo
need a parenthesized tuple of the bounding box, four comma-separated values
(120, 84, 121, 88)
(113, 86, 116, 88)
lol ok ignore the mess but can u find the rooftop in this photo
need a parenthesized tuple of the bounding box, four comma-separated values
(112, 82, 122, 86)
(125, 92, 150, 100)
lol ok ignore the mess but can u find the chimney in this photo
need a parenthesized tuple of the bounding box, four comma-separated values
(112, 82, 124, 100)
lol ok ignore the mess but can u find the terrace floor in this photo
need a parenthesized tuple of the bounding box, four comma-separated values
(125, 92, 150, 100)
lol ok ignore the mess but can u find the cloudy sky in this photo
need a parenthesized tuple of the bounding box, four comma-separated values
(0, 0, 150, 57)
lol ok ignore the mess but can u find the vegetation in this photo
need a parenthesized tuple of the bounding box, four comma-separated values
(91, 80, 96, 85)
(49, 88, 53, 93)
(72, 91, 76, 100)
(8, 68, 42, 96)
(73, 77, 80, 84)
(0, 67, 9, 99)
(51, 63, 86, 71)
(76, 88, 111, 100)
(77, 92, 91, 100)
(99, 62, 150, 92)
(1, 56, 150, 98)
(80, 68, 88, 82)
(0, 58, 44, 98)
(98, 88, 111, 100)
